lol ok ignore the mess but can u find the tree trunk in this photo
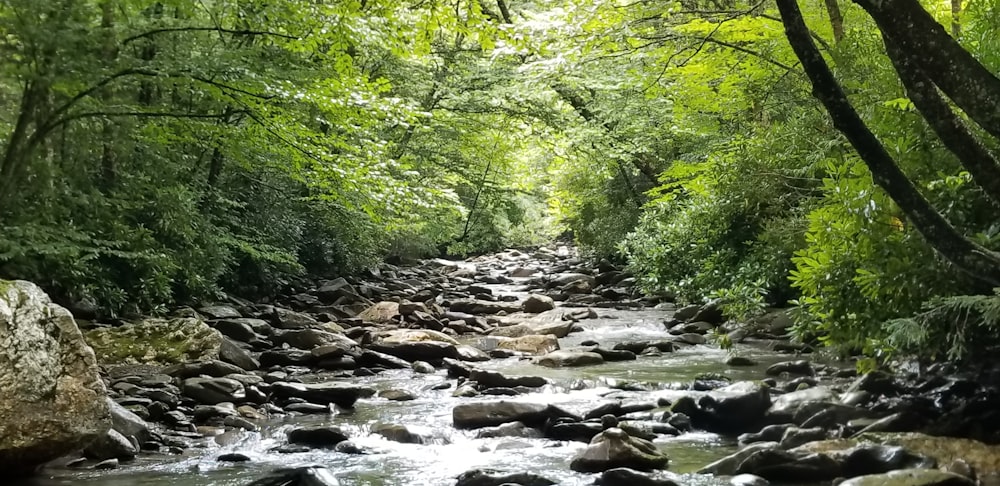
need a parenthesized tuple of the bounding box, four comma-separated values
(882, 35, 1000, 207)
(777, 0, 1000, 286)
(823, 0, 845, 44)
(851, 0, 1000, 140)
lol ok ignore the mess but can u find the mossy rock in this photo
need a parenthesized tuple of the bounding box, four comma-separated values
(85, 317, 223, 366)
(794, 433, 1000, 475)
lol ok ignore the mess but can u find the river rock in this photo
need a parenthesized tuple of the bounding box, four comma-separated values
(373, 424, 425, 444)
(199, 305, 243, 319)
(522, 294, 555, 313)
(358, 301, 400, 323)
(273, 329, 357, 351)
(219, 338, 260, 370)
(693, 381, 772, 433)
(270, 307, 319, 329)
(1, 280, 110, 477)
(286, 427, 349, 448)
(454, 469, 555, 486)
(594, 468, 681, 486)
(735, 448, 841, 482)
(699, 442, 781, 475)
(478, 335, 560, 355)
(469, 369, 547, 388)
(270, 381, 375, 408)
(166, 359, 245, 378)
(449, 300, 521, 315)
(474, 421, 544, 439)
(86, 317, 222, 365)
(83, 428, 137, 461)
(534, 350, 604, 368)
(212, 319, 265, 342)
(837, 468, 974, 486)
(107, 398, 151, 444)
(246, 466, 340, 486)
(570, 428, 670, 472)
(765, 360, 815, 376)
(453, 401, 576, 429)
(183, 377, 245, 404)
(730, 474, 770, 486)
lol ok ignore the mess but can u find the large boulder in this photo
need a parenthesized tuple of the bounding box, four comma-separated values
(570, 428, 670, 473)
(85, 317, 223, 365)
(0, 280, 110, 477)
(522, 294, 556, 314)
(837, 469, 974, 486)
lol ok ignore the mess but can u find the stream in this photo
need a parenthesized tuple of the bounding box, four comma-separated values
(14, 253, 830, 486)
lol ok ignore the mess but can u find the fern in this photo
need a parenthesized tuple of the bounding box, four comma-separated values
(886, 290, 1000, 360)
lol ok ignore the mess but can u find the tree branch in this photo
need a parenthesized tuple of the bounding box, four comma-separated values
(777, 0, 1000, 286)
(122, 27, 299, 45)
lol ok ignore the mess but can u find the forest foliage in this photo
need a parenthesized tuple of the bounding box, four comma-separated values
(2, 0, 1000, 359)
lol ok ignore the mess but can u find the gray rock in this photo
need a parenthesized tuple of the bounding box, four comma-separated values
(219, 338, 260, 371)
(534, 350, 604, 368)
(246, 466, 340, 486)
(286, 427, 349, 448)
(270, 381, 375, 408)
(837, 468, 974, 486)
(474, 422, 544, 439)
(84, 428, 137, 461)
(730, 474, 769, 486)
(166, 359, 245, 379)
(454, 469, 555, 486)
(199, 305, 242, 319)
(182, 376, 245, 404)
(213, 319, 263, 342)
(373, 424, 425, 444)
(273, 329, 357, 350)
(453, 401, 576, 429)
(0, 281, 110, 477)
(765, 360, 815, 376)
(778, 426, 827, 449)
(522, 294, 555, 313)
(698, 442, 781, 475)
(570, 428, 670, 472)
(412, 361, 436, 374)
(469, 369, 547, 388)
(107, 398, 151, 444)
(595, 468, 681, 486)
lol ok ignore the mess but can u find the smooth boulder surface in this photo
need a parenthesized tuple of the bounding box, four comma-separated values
(594, 468, 681, 486)
(534, 350, 604, 368)
(569, 428, 670, 473)
(454, 469, 556, 486)
(271, 381, 376, 408)
(453, 401, 575, 429)
(837, 469, 975, 486)
(522, 294, 556, 313)
(246, 466, 340, 486)
(0, 280, 110, 477)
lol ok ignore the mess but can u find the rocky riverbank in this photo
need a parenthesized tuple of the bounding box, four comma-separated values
(5, 245, 1000, 486)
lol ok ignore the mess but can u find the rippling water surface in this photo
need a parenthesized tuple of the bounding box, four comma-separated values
(17, 276, 819, 486)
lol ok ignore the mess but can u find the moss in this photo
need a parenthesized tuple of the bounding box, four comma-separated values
(84, 317, 222, 366)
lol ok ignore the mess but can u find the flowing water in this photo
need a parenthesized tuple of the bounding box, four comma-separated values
(16, 270, 817, 486)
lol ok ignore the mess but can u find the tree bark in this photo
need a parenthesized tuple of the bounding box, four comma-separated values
(823, 0, 844, 44)
(777, 0, 1000, 286)
(851, 0, 1000, 140)
(882, 34, 1000, 206)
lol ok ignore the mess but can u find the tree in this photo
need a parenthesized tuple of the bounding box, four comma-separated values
(776, 0, 1000, 287)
